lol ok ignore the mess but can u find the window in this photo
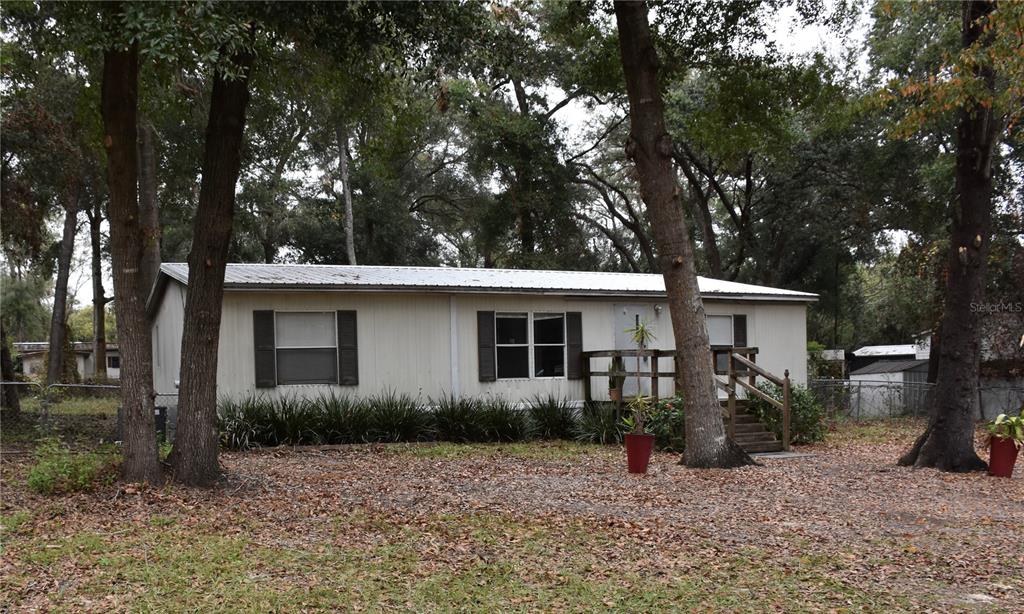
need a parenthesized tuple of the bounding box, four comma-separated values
(533, 313, 565, 377)
(107, 355, 121, 369)
(493, 312, 566, 379)
(275, 312, 337, 385)
(706, 315, 732, 374)
(495, 313, 529, 379)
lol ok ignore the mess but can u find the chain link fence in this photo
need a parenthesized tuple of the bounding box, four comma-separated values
(1, 381, 178, 443)
(809, 378, 1024, 421)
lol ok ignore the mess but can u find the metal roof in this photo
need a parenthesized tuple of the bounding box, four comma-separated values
(850, 359, 929, 376)
(156, 263, 818, 301)
(851, 344, 918, 357)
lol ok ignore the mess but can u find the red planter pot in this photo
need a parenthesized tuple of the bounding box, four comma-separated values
(989, 437, 1020, 478)
(625, 433, 655, 474)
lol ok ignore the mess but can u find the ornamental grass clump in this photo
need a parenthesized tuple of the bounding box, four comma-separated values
(527, 394, 577, 440)
(433, 394, 487, 442)
(479, 397, 530, 442)
(316, 392, 373, 444)
(365, 390, 434, 443)
(574, 402, 624, 445)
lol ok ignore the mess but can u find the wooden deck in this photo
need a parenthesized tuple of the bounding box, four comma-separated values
(580, 347, 791, 452)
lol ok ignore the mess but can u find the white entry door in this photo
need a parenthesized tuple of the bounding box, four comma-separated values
(614, 304, 658, 398)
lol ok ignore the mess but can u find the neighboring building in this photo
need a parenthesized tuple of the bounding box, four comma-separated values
(849, 344, 918, 373)
(148, 263, 817, 404)
(13, 342, 120, 381)
(849, 359, 930, 418)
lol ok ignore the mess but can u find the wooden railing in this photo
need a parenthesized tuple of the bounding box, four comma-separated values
(581, 346, 791, 451)
(716, 351, 792, 451)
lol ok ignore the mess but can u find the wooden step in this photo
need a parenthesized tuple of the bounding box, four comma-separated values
(733, 423, 769, 434)
(740, 440, 784, 453)
(733, 433, 778, 445)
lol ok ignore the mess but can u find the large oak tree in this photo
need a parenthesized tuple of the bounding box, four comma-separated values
(614, 0, 752, 468)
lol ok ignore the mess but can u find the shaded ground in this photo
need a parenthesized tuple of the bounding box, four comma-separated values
(1, 415, 1022, 612)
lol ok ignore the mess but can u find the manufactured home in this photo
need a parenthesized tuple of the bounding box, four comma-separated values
(148, 264, 816, 403)
(14, 341, 121, 381)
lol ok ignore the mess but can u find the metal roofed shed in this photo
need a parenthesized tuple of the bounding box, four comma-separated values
(849, 359, 929, 377)
(148, 263, 817, 407)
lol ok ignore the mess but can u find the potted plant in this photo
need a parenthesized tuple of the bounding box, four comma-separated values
(623, 321, 656, 473)
(608, 356, 625, 402)
(986, 413, 1023, 478)
(623, 395, 655, 473)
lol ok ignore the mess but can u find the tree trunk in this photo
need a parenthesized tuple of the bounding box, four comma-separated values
(614, 0, 752, 468)
(101, 39, 162, 484)
(1, 322, 21, 417)
(137, 116, 161, 296)
(899, 0, 997, 472)
(335, 122, 357, 266)
(46, 191, 80, 386)
(87, 200, 108, 380)
(169, 49, 254, 487)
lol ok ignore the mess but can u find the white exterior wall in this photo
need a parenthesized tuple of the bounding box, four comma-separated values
(152, 282, 187, 396)
(150, 282, 810, 404)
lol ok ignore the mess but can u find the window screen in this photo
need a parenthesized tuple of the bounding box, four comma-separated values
(533, 313, 565, 377)
(706, 315, 733, 346)
(707, 315, 733, 375)
(107, 355, 120, 369)
(496, 313, 529, 378)
(275, 312, 338, 385)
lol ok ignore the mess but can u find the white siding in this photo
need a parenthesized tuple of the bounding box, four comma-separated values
(216, 291, 452, 400)
(151, 288, 810, 403)
(152, 281, 186, 395)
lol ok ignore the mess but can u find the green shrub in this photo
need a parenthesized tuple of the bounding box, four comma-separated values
(273, 396, 323, 445)
(574, 402, 624, 445)
(433, 395, 487, 442)
(647, 396, 686, 452)
(527, 395, 578, 440)
(27, 438, 118, 495)
(479, 397, 530, 442)
(747, 382, 826, 444)
(365, 391, 434, 442)
(317, 392, 373, 444)
(218, 395, 273, 450)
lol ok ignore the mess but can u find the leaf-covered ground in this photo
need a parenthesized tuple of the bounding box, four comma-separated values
(2, 418, 1022, 612)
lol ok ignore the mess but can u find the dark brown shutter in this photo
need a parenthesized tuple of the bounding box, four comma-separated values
(477, 311, 496, 382)
(337, 311, 358, 385)
(733, 314, 747, 348)
(566, 312, 583, 380)
(253, 310, 276, 388)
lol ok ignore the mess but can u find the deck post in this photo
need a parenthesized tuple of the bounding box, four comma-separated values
(782, 369, 792, 451)
(673, 351, 682, 396)
(650, 349, 659, 402)
(582, 353, 592, 403)
(727, 352, 737, 439)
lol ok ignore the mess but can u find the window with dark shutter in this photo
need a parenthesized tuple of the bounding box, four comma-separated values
(733, 314, 747, 348)
(477, 311, 496, 382)
(337, 310, 358, 385)
(253, 310, 277, 388)
(275, 312, 338, 385)
(566, 312, 583, 380)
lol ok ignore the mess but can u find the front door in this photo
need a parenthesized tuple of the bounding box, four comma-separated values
(614, 304, 657, 398)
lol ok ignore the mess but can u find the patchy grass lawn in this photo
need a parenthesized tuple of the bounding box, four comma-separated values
(2, 417, 1022, 613)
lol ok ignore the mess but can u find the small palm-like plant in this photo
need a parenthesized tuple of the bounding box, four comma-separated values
(623, 320, 656, 433)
